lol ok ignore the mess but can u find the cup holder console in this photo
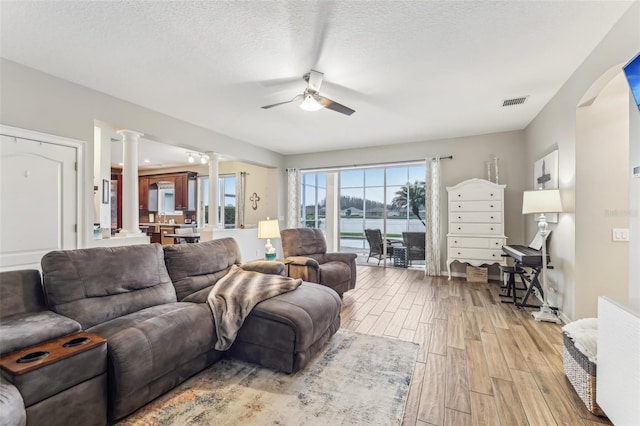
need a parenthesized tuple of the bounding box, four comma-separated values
(63, 337, 91, 348)
(17, 351, 50, 363)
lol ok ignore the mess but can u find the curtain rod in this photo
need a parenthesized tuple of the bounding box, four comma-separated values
(296, 156, 453, 173)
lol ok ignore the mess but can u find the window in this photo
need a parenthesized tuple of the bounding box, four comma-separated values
(198, 174, 237, 228)
(301, 173, 326, 230)
(219, 174, 236, 228)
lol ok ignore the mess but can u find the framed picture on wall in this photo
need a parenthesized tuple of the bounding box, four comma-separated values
(533, 150, 559, 223)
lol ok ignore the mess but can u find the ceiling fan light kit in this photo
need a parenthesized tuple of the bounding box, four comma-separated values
(299, 93, 324, 111)
(261, 69, 355, 116)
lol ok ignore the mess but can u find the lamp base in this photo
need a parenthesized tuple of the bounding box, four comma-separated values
(265, 252, 276, 261)
(532, 305, 561, 323)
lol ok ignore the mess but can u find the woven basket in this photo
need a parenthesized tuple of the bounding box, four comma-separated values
(562, 332, 605, 416)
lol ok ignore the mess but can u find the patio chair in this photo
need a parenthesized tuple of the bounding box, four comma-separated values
(364, 229, 404, 265)
(402, 232, 426, 266)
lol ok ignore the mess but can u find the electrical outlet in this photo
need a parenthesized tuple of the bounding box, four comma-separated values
(612, 228, 630, 242)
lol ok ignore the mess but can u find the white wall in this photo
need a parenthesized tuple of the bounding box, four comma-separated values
(219, 161, 278, 227)
(285, 130, 528, 274)
(0, 59, 285, 247)
(575, 73, 630, 318)
(524, 3, 640, 320)
(629, 85, 640, 312)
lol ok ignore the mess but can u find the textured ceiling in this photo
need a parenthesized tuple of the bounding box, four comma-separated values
(0, 1, 634, 156)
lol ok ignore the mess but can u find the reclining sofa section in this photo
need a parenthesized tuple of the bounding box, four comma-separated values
(163, 239, 342, 374)
(37, 238, 341, 422)
(41, 244, 220, 422)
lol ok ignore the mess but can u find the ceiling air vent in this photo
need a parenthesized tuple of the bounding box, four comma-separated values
(502, 96, 528, 107)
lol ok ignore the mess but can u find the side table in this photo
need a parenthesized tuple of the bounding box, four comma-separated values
(276, 258, 293, 277)
(393, 246, 408, 268)
(0, 331, 107, 426)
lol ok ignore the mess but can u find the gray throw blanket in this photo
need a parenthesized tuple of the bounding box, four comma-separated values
(207, 264, 302, 350)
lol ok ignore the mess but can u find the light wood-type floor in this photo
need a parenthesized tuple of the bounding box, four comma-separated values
(339, 265, 612, 426)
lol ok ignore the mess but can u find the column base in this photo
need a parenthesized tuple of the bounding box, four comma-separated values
(115, 229, 143, 238)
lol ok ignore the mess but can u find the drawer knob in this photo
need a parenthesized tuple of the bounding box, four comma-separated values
(458, 216, 461, 219)
(490, 227, 494, 231)
(454, 240, 458, 244)
(457, 252, 461, 255)
(490, 193, 494, 196)
(490, 204, 494, 208)
(458, 194, 461, 197)
(458, 205, 461, 208)
(490, 216, 494, 219)
(458, 227, 461, 230)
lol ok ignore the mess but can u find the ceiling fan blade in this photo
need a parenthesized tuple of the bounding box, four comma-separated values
(318, 96, 355, 116)
(261, 94, 303, 109)
(307, 70, 324, 93)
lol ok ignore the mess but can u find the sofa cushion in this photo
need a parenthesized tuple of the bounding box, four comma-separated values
(0, 270, 45, 319)
(0, 311, 81, 356)
(87, 302, 220, 419)
(229, 282, 341, 373)
(163, 238, 241, 301)
(41, 244, 176, 328)
(281, 228, 327, 257)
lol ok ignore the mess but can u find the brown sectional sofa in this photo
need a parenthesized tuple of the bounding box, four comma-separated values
(0, 238, 343, 425)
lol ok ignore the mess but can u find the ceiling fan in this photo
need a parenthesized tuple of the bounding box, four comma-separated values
(261, 70, 355, 116)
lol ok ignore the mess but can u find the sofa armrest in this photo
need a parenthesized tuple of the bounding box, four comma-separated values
(0, 311, 82, 356)
(323, 252, 357, 263)
(0, 378, 26, 426)
(240, 260, 285, 276)
(287, 256, 320, 269)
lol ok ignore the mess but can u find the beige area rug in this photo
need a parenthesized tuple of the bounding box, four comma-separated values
(118, 329, 419, 426)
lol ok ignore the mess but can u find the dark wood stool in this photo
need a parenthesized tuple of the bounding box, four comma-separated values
(499, 265, 528, 305)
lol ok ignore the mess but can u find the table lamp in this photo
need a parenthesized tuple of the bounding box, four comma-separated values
(258, 217, 280, 261)
(522, 188, 563, 323)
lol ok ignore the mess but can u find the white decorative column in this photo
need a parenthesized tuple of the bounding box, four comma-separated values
(116, 129, 143, 237)
(200, 151, 219, 242)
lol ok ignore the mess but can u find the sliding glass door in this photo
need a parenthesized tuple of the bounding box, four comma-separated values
(299, 162, 426, 266)
(339, 164, 426, 266)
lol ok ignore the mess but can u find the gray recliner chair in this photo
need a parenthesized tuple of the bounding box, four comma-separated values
(280, 228, 357, 296)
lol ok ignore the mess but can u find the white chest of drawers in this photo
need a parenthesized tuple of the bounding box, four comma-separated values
(446, 178, 507, 280)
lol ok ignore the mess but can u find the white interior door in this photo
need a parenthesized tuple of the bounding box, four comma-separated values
(1, 134, 78, 270)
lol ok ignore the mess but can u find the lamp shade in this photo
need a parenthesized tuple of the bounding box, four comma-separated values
(258, 219, 280, 239)
(522, 189, 563, 214)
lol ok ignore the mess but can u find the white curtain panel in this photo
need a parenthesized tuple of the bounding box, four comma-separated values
(286, 168, 301, 229)
(237, 171, 246, 228)
(425, 157, 441, 276)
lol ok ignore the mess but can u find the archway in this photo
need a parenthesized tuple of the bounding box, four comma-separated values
(574, 65, 631, 319)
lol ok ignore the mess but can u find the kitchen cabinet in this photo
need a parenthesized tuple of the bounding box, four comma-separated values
(174, 172, 197, 211)
(139, 177, 149, 210)
(141, 172, 197, 212)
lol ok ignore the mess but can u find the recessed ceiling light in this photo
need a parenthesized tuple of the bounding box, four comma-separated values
(118, 162, 123, 166)
(144, 159, 151, 163)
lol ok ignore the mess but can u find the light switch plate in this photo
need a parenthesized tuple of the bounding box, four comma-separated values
(612, 228, 630, 242)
